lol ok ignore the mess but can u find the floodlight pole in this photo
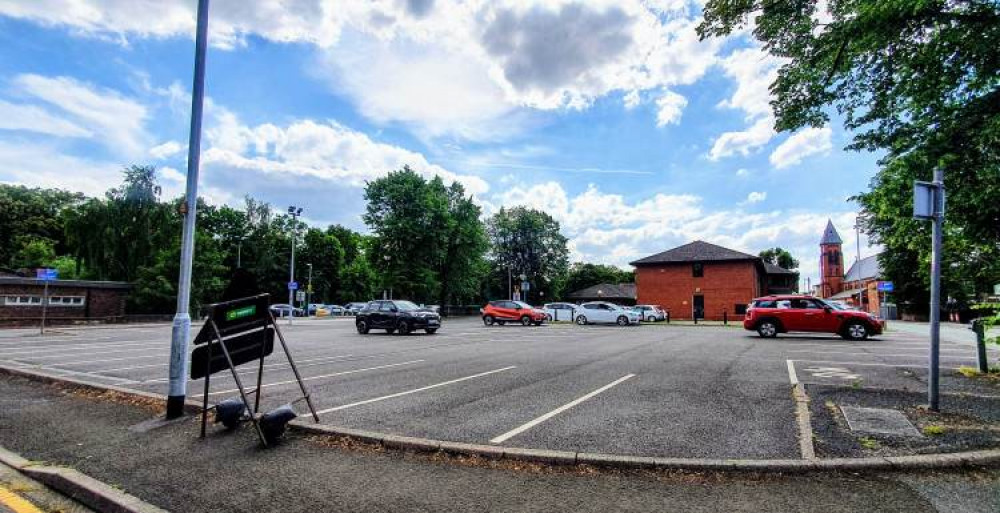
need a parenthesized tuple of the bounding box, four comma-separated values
(166, 0, 210, 420)
(928, 167, 944, 411)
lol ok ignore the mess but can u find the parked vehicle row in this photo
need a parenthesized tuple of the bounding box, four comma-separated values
(481, 300, 648, 327)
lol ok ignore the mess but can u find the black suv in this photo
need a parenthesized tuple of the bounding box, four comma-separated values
(356, 300, 441, 335)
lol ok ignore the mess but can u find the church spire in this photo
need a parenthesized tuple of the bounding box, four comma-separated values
(820, 219, 843, 245)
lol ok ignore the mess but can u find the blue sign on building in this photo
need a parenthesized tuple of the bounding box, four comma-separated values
(877, 281, 894, 292)
(287, 281, 299, 291)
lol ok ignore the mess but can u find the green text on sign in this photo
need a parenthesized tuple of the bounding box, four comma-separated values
(226, 305, 257, 322)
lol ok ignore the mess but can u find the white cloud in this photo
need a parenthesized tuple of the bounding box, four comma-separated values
(0, 139, 120, 196)
(769, 126, 833, 169)
(12, 74, 149, 157)
(736, 168, 750, 177)
(201, 106, 489, 196)
(708, 47, 783, 160)
(746, 191, 766, 203)
(150, 140, 184, 159)
(0, 100, 92, 138)
(654, 90, 687, 126)
(1, 1, 731, 140)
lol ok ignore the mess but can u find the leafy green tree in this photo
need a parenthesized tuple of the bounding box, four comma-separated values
(0, 185, 83, 269)
(759, 247, 799, 271)
(363, 167, 487, 305)
(564, 262, 634, 295)
(11, 238, 56, 269)
(487, 206, 569, 303)
(699, 0, 1000, 313)
(298, 228, 345, 304)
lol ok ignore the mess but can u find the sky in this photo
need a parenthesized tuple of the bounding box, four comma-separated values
(0, 0, 880, 288)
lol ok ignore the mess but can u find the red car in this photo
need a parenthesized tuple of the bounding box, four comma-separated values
(744, 295, 884, 340)
(481, 300, 547, 326)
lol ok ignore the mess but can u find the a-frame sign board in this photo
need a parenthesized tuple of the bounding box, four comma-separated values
(191, 293, 319, 446)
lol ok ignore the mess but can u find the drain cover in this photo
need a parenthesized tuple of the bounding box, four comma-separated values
(839, 406, 922, 437)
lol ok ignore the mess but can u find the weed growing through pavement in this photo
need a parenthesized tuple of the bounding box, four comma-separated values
(922, 425, 947, 436)
(858, 437, 879, 450)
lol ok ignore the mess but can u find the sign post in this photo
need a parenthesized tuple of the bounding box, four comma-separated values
(35, 268, 57, 334)
(192, 293, 318, 446)
(913, 169, 945, 411)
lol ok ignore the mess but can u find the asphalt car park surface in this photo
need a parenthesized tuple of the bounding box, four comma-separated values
(0, 317, 996, 459)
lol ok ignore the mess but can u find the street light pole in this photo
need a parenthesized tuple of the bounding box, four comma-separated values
(287, 206, 302, 326)
(166, 0, 210, 420)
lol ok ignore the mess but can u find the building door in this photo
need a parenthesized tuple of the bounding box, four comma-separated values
(692, 295, 704, 320)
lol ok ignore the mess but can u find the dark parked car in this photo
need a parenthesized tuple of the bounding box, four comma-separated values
(356, 300, 441, 335)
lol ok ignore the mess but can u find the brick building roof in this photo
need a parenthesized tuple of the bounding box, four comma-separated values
(629, 240, 758, 266)
(762, 261, 797, 275)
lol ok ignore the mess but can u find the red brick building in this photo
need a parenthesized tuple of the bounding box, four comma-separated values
(0, 277, 131, 327)
(631, 241, 796, 320)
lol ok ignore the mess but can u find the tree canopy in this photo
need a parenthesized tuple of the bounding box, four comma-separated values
(759, 247, 799, 271)
(564, 262, 634, 295)
(487, 206, 570, 303)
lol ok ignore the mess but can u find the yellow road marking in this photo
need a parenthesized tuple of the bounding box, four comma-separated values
(0, 485, 45, 513)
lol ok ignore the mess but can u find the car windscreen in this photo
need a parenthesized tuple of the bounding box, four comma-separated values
(394, 300, 421, 311)
(514, 301, 533, 309)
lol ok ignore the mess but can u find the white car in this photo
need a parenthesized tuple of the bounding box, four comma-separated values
(542, 302, 577, 322)
(574, 301, 641, 326)
(633, 304, 667, 322)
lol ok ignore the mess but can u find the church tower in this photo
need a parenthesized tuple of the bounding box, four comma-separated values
(819, 220, 844, 298)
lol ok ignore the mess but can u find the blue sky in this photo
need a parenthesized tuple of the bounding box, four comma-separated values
(0, 0, 879, 287)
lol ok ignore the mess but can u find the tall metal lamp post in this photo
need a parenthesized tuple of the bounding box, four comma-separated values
(166, 0, 210, 420)
(287, 206, 302, 326)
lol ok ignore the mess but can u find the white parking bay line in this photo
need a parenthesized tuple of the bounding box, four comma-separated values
(202, 359, 426, 396)
(490, 374, 636, 445)
(315, 366, 517, 415)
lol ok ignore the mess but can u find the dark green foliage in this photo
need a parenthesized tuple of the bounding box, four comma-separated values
(487, 206, 570, 303)
(564, 262, 634, 296)
(759, 247, 799, 270)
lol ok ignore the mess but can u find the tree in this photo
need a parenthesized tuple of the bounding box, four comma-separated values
(699, 0, 1000, 312)
(298, 228, 345, 304)
(11, 238, 56, 270)
(0, 185, 83, 269)
(363, 167, 488, 305)
(564, 263, 634, 295)
(759, 247, 799, 271)
(487, 206, 570, 303)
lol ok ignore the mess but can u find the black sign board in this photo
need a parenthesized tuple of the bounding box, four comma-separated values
(191, 327, 274, 380)
(193, 294, 270, 345)
(190, 293, 318, 447)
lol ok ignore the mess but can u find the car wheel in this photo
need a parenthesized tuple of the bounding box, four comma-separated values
(356, 320, 369, 334)
(576, 315, 588, 325)
(483, 315, 495, 326)
(843, 321, 869, 341)
(647, 315, 655, 322)
(756, 320, 778, 338)
(520, 315, 532, 326)
(397, 321, 411, 335)
(617, 316, 629, 326)
(425, 328, 438, 334)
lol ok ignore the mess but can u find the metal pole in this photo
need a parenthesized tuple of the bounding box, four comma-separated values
(288, 224, 295, 326)
(167, 0, 210, 420)
(40, 279, 49, 335)
(974, 320, 988, 374)
(236, 240, 241, 268)
(307, 263, 313, 316)
(928, 166, 944, 411)
(508, 267, 512, 300)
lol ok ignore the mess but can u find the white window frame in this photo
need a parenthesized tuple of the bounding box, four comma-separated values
(3, 295, 85, 307)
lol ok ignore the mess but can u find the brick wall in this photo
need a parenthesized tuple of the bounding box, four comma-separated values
(635, 261, 761, 320)
(0, 282, 129, 326)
